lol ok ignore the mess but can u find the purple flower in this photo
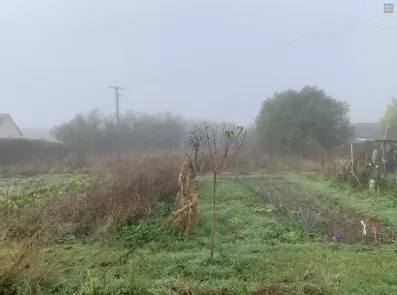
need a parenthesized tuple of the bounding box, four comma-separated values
(333, 227, 340, 238)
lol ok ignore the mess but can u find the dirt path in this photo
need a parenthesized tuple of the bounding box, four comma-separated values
(242, 175, 397, 244)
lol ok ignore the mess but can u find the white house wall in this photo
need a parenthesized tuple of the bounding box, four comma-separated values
(0, 117, 22, 138)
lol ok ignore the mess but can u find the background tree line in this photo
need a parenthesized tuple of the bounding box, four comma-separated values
(52, 85, 397, 159)
(51, 109, 232, 157)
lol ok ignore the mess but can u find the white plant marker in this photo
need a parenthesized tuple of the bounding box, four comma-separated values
(361, 220, 367, 236)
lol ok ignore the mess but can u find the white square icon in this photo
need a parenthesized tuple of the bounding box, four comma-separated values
(384, 3, 394, 13)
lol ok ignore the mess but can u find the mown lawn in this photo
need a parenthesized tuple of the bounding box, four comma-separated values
(3, 175, 397, 294)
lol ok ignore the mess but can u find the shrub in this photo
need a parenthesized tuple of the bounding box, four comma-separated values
(2, 153, 183, 241)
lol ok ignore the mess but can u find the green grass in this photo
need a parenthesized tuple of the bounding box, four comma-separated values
(5, 176, 397, 294)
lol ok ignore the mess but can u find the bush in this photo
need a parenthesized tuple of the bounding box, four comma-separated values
(2, 153, 182, 241)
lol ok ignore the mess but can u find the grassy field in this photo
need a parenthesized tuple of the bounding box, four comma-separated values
(2, 172, 397, 294)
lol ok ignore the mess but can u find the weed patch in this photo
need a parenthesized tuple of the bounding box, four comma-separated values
(3, 170, 397, 294)
(116, 219, 185, 248)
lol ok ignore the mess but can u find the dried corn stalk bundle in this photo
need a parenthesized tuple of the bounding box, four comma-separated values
(168, 154, 200, 237)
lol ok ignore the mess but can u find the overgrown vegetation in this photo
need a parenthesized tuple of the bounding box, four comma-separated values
(3, 86, 397, 294)
(0, 153, 183, 294)
(2, 168, 397, 294)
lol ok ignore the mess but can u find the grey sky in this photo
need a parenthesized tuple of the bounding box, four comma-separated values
(1, 0, 396, 128)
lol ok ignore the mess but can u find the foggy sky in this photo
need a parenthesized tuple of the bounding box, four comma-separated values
(1, 0, 396, 128)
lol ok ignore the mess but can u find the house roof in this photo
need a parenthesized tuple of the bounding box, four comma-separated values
(0, 114, 64, 144)
(0, 113, 9, 126)
(0, 113, 23, 137)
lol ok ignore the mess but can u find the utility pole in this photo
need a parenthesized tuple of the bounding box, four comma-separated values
(109, 86, 125, 126)
(381, 122, 389, 178)
(109, 86, 125, 155)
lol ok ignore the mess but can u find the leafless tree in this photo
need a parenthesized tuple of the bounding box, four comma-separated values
(197, 123, 246, 260)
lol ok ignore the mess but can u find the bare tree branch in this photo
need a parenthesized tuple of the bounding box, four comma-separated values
(189, 122, 247, 261)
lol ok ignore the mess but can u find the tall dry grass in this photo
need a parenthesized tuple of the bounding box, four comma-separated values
(0, 150, 187, 177)
(0, 230, 57, 295)
(2, 153, 182, 240)
(0, 152, 183, 293)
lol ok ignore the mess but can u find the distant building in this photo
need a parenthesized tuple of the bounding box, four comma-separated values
(353, 122, 381, 140)
(21, 128, 62, 143)
(0, 113, 62, 143)
(0, 113, 23, 138)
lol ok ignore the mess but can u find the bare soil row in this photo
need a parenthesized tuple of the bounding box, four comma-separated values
(243, 175, 397, 244)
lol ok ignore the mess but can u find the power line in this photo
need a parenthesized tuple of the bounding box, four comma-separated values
(376, 23, 397, 32)
(263, 14, 395, 53)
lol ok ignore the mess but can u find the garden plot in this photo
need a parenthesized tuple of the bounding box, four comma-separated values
(237, 174, 397, 244)
(3, 174, 397, 294)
